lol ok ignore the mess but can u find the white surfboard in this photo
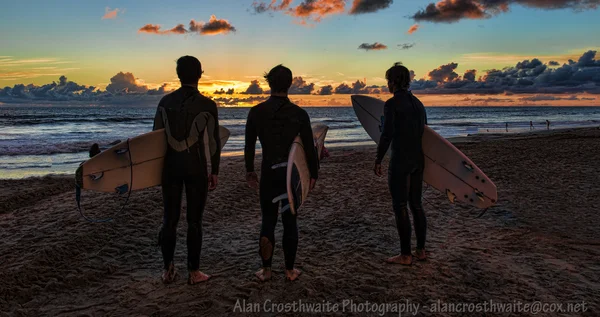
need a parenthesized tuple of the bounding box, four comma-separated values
(76, 126, 230, 193)
(351, 95, 497, 209)
(285, 123, 329, 215)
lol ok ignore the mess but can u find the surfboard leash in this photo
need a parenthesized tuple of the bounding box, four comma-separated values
(75, 139, 134, 223)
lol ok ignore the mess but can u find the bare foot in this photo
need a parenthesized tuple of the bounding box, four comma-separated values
(188, 270, 210, 285)
(414, 249, 427, 261)
(161, 263, 177, 284)
(385, 254, 412, 266)
(285, 269, 302, 281)
(255, 268, 272, 282)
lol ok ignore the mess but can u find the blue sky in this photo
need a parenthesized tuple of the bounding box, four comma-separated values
(1, 0, 599, 105)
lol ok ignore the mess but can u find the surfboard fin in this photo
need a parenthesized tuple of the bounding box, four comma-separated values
(89, 172, 104, 181)
(115, 184, 129, 195)
(462, 161, 474, 172)
(446, 189, 456, 204)
(474, 190, 485, 202)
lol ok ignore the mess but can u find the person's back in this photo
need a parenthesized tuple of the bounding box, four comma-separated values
(156, 87, 220, 177)
(244, 64, 318, 282)
(383, 90, 426, 171)
(246, 97, 314, 170)
(152, 56, 220, 285)
(374, 62, 428, 266)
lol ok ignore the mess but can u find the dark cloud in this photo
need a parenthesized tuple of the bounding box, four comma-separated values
(212, 95, 268, 106)
(190, 15, 236, 35)
(251, 0, 293, 13)
(106, 72, 148, 94)
(358, 42, 388, 51)
(520, 94, 580, 101)
(0, 73, 177, 104)
(410, 50, 600, 95)
(428, 62, 459, 82)
(289, 77, 316, 94)
(241, 80, 265, 95)
(334, 80, 388, 94)
(316, 85, 334, 95)
(349, 0, 394, 14)
(412, 0, 599, 23)
(138, 24, 188, 35)
(140, 15, 236, 36)
(214, 88, 235, 95)
(398, 43, 416, 50)
(548, 60, 560, 66)
(464, 69, 477, 81)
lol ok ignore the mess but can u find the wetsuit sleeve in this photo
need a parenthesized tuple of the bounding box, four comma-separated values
(244, 107, 257, 173)
(152, 100, 164, 131)
(376, 100, 395, 164)
(209, 101, 221, 175)
(300, 111, 319, 180)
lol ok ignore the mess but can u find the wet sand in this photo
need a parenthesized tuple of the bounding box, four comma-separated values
(1, 128, 599, 316)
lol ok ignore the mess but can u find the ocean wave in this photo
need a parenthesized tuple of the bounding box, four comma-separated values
(0, 117, 153, 126)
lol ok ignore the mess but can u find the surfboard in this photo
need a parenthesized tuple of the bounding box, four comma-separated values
(285, 123, 329, 215)
(351, 95, 497, 209)
(76, 126, 230, 193)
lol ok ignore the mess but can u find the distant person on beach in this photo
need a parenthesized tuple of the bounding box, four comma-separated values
(152, 56, 221, 285)
(546, 120, 550, 130)
(530, 121, 533, 130)
(245, 65, 319, 282)
(506, 122, 509, 132)
(374, 62, 428, 266)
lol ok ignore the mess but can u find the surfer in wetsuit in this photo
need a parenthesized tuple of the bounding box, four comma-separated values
(244, 64, 319, 282)
(152, 56, 221, 285)
(374, 62, 428, 266)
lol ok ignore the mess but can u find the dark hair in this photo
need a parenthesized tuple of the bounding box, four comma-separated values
(264, 64, 293, 93)
(176, 56, 203, 84)
(385, 62, 411, 91)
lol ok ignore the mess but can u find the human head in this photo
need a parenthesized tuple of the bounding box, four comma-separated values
(264, 64, 293, 94)
(176, 56, 203, 85)
(385, 62, 411, 93)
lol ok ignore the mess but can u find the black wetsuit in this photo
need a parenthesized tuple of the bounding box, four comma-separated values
(376, 90, 427, 256)
(244, 96, 318, 270)
(153, 86, 221, 271)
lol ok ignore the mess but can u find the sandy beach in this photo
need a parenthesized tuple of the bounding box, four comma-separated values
(1, 127, 599, 316)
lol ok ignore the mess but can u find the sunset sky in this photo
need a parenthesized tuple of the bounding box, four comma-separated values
(1, 0, 599, 106)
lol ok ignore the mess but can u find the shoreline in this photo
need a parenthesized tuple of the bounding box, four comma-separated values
(2, 126, 599, 180)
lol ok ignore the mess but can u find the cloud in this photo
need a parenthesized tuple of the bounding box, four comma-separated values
(139, 15, 236, 36)
(463, 69, 477, 81)
(289, 0, 347, 23)
(334, 80, 387, 94)
(398, 43, 416, 50)
(289, 77, 316, 94)
(212, 95, 269, 106)
(409, 50, 600, 95)
(102, 7, 123, 20)
(138, 24, 187, 35)
(520, 94, 581, 101)
(316, 85, 334, 95)
(241, 80, 265, 95)
(214, 88, 235, 95)
(358, 42, 388, 51)
(407, 24, 420, 34)
(252, 0, 347, 24)
(349, 0, 394, 14)
(105, 72, 149, 94)
(190, 15, 236, 35)
(428, 62, 460, 82)
(412, 0, 600, 23)
(548, 60, 560, 66)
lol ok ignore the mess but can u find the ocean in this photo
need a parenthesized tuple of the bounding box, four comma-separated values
(1, 105, 599, 179)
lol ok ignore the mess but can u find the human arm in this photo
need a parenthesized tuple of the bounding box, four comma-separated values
(244, 108, 259, 189)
